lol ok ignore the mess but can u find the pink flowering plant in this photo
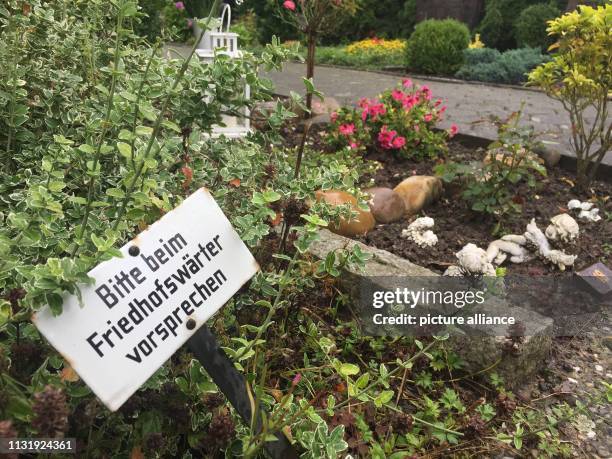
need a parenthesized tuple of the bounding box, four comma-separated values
(328, 80, 455, 159)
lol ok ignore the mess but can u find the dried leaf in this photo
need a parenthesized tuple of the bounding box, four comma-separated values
(269, 389, 283, 403)
(282, 425, 293, 442)
(130, 446, 145, 459)
(60, 365, 79, 382)
(270, 212, 282, 227)
(181, 166, 193, 190)
(229, 178, 241, 187)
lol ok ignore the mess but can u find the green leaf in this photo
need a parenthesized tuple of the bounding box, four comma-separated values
(117, 142, 132, 159)
(47, 293, 64, 315)
(78, 144, 95, 154)
(53, 135, 74, 145)
(339, 363, 359, 377)
(106, 188, 125, 198)
(301, 214, 328, 227)
(48, 181, 66, 192)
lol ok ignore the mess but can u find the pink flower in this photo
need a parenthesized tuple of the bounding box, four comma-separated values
(349, 141, 359, 149)
(391, 90, 405, 102)
(434, 99, 442, 107)
(330, 111, 338, 122)
(360, 98, 386, 121)
(283, 0, 296, 11)
(424, 113, 433, 122)
(402, 78, 413, 87)
(449, 124, 459, 137)
(378, 125, 403, 150)
(175, 1, 185, 10)
(187, 18, 193, 28)
(292, 373, 302, 386)
(392, 136, 406, 149)
(420, 85, 432, 101)
(339, 123, 355, 136)
(402, 95, 417, 110)
(439, 105, 447, 114)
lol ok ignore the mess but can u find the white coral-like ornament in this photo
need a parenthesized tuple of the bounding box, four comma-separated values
(455, 243, 496, 276)
(568, 199, 601, 222)
(443, 265, 464, 277)
(578, 208, 601, 222)
(402, 217, 438, 248)
(524, 219, 576, 271)
(486, 239, 533, 265)
(545, 213, 579, 243)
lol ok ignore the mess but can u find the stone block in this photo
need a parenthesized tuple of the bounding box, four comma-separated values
(308, 229, 553, 388)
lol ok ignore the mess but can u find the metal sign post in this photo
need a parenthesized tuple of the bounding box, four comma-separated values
(187, 325, 298, 458)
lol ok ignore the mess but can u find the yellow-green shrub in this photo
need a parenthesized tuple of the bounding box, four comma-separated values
(528, 4, 611, 189)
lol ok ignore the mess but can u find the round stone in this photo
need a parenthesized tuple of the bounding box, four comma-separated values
(364, 187, 406, 223)
(393, 176, 443, 215)
(315, 190, 376, 237)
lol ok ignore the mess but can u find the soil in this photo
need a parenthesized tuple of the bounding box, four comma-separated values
(355, 140, 612, 275)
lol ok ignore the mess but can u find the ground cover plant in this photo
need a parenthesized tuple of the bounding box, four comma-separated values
(456, 47, 550, 85)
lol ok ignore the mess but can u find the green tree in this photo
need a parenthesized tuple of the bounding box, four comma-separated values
(515, 3, 561, 49)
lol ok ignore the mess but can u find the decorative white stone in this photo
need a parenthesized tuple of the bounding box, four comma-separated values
(402, 217, 438, 248)
(443, 265, 464, 276)
(486, 239, 532, 265)
(524, 219, 576, 271)
(455, 243, 496, 276)
(501, 234, 527, 245)
(545, 213, 579, 243)
(578, 208, 601, 222)
(568, 199, 601, 222)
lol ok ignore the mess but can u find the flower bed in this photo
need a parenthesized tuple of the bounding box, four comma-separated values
(356, 140, 611, 276)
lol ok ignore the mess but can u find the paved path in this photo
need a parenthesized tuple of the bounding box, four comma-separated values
(261, 62, 611, 166)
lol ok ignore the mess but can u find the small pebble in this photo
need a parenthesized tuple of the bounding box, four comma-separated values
(568, 377, 579, 384)
(573, 366, 581, 373)
(595, 365, 603, 373)
(586, 431, 596, 439)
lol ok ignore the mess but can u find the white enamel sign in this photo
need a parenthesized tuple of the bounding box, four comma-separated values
(33, 188, 259, 411)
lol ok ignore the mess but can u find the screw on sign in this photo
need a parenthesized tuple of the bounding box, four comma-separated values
(32, 188, 297, 458)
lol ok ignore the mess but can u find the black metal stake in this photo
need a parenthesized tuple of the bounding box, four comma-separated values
(187, 325, 298, 459)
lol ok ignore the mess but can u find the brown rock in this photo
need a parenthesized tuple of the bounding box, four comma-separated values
(315, 190, 376, 237)
(533, 144, 561, 168)
(364, 187, 406, 224)
(393, 176, 443, 215)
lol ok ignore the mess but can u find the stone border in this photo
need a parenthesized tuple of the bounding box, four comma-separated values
(308, 229, 553, 389)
